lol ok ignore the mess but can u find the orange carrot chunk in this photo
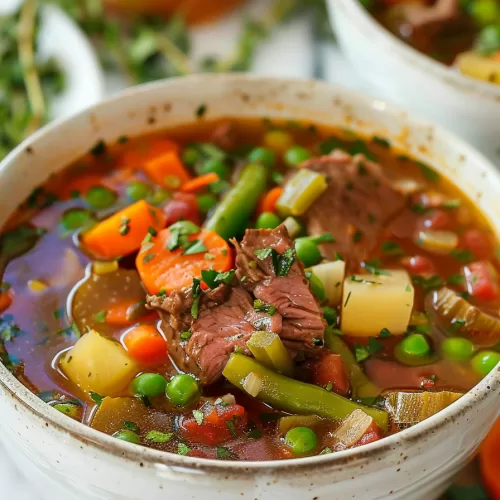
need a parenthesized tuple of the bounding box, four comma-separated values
(136, 228, 232, 295)
(480, 418, 500, 500)
(180, 173, 219, 193)
(143, 151, 192, 189)
(123, 325, 168, 365)
(257, 187, 284, 215)
(119, 137, 180, 170)
(82, 200, 166, 259)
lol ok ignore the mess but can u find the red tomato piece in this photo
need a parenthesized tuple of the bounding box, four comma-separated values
(419, 209, 450, 230)
(311, 353, 349, 396)
(402, 255, 436, 276)
(461, 230, 493, 260)
(356, 422, 383, 447)
(463, 261, 499, 301)
(179, 403, 247, 446)
(163, 192, 200, 226)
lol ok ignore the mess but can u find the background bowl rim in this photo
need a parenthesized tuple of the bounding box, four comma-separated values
(0, 73, 499, 475)
(331, 0, 500, 101)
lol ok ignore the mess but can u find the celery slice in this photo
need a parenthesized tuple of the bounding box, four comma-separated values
(247, 331, 294, 376)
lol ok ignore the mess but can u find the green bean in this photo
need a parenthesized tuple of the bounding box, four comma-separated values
(204, 163, 267, 239)
(223, 353, 388, 430)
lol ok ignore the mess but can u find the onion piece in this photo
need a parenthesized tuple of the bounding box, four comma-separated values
(309, 260, 346, 306)
(384, 391, 462, 429)
(393, 179, 424, 196)
(427, 287, 500, 346)
(329, 409, 373, 450)
(415, 230, 458, 254)
(242, 372, 262, 397)
(283, 217, 302, 238)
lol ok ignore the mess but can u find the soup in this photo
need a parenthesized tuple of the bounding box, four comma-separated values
(0, 118, 499, 461)
(363, 0, 500, 85)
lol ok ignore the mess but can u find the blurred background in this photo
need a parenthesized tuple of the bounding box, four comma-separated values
(0, 1, 497, 499)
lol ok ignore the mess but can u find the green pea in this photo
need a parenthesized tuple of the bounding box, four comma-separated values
(284, 427, 317, 455)
(112, 430, 140, 444)
(166, 374, 200, 406)
(471, 0, 499, 25)
(61, 208, 93, 231)
(126, 181, 152, 201)
(322, 306, 337, 326)
(85, 186, 117, 210)
(284, 146, 312, 168)
(182, 147, 199, 166)
(248, 147, 276, 169)
(295, 237, 321, 267)
(197, 194, 217, 214)
(149, 188, 172, 206)
(200, 158, 230, 179)
(398, 334, 430, 357)
(132, 373, 167, 398)
(471, 351, 500, 377)
(441, 337, 474, 362)
(256, 212, 281, 230)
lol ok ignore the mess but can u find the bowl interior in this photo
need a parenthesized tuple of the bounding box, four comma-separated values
(0, 74, 499, 470)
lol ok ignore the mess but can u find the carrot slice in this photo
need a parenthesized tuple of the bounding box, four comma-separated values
(119, 137, 180, 170)
(143, 151, 192, 189)
(105, 300, 156, 326)
(0, 292, 12, 313)
(480, 418, 500, 500)
(82, 200, 166, 259)
(257, 187, 284, 215)
(136, 228, 232, 294)
(123, 325, 168, 365)
(180, 173, 219, 193)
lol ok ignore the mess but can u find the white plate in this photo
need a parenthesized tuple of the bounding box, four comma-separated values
(1, 0, 105, 119)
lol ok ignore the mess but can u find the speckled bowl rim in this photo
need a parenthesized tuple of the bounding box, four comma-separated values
(0, 74, 499, 477)
(333, 0, 500, 102)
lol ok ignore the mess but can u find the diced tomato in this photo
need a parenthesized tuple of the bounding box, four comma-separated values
(179, 403, 247, 446)
(420, 377, 436, 390)
(311, 353, 349, 396)
(356, 422, 383, 447)
(163, 192, 200, 226)
(463, 261, 499, 301)
(419, 209, 450, 230)
(401, 255, 436, 276)
(461, 230, 493, 260)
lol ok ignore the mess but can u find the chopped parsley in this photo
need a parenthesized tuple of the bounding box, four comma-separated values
(411, 203, 430, 214)
(225, 419, 237, 437)
(373, 136, 391, 148)
(311, 232, 336, 244)
(450, 248, 475, 263)
(183, 239, 208, 256)
(90, 140, 107, 157)
(180, 331, 192, 341)
(354, 337, 383, 362)
(253, 299, 277, 315)
(362, 259, 392, 276)
(192, 409, 204, 425)
(441, 199, 461, 210)
(417, 161, 440, 183)
(379, 328, 392, 338)
(146, 431, 174, 443)
(94, 310, 107, 323)
(142, 253, 155, 264)
(205, 253, 215, 260)
(196, 104, 207, 118)
(411, 274, 444, 293)
(352, 229, 364, 243)
(254, 248, 273, 260)
(448, 274, 465, 286)
(381, 241, 405, 257)
(191, 278, 202, 319)
(177, 443, 191, 455)
(271, 248, 295, 277)
(90, 392, 104, 406)
(123, 421, 139, 433)
(201, 269, 236, 289)
(344, 291, 352, 308)
(119, 217, 131, 236)
(216, 446, 238, 460)
(147, 226, 158, 237)
(166, 221, 201, 251)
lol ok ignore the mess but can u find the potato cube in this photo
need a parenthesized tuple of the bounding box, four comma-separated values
(341, 270, 414, 336)
(60, 330, 139, 397)
(310, 260, 346, 306)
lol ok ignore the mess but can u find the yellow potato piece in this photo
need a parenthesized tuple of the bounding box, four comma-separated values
(455, 51, 500, 85)
(60, 330, 139, 397)
(309, 260, 346, 306)
(341, 270, 414, 336)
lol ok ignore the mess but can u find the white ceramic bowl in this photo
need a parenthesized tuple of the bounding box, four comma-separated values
(328, 0, 500, 164)
(0, 75, 499, 500)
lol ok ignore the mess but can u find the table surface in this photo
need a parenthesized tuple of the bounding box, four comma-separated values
(0, 4, 479, 498)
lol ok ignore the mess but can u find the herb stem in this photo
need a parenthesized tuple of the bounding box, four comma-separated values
(18, 0, 45, 136)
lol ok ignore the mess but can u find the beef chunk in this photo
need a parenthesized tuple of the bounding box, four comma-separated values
(148, 285, 282, 386)
(233, 225, 326, 350)
(301, 150, 406, 269)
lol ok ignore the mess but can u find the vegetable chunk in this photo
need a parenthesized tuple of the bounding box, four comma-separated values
(60, 330, 139, 396)
(341, 270, 414, 336)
